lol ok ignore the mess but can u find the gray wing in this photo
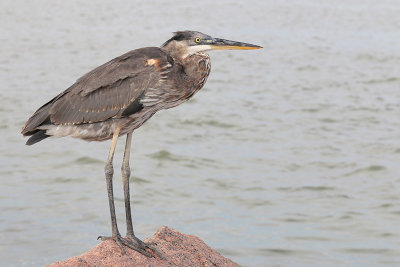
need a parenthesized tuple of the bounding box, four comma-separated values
(50, 47, 173, 125)
(22, 47, 173, 134)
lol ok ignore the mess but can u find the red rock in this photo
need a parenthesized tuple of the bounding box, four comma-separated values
(46, 226, 240, 267)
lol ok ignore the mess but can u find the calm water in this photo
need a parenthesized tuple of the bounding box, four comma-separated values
(1, 0, 400, 266)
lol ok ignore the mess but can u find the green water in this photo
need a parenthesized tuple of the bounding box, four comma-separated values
(1, 0, 400, 266)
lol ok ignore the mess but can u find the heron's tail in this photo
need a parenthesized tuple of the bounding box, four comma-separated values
(21, 89, 70, 144)
(26, 130, 50, 145)
(21, 101, 51, 134)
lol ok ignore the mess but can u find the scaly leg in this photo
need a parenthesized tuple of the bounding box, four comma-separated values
(121, 133, 163, 258)
(122, 133, 134, 238)
(97, 128, 127, 253)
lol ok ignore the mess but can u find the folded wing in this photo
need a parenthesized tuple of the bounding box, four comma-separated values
(22, 47, 173, 135)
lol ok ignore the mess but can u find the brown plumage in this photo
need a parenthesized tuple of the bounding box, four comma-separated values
(21, 31, 261, 257)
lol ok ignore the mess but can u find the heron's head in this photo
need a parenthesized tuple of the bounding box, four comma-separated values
(161, 31, 262, 60)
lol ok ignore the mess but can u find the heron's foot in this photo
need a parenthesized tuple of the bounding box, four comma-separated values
(97, 234, 127, 255)
(97, 234, 158, 258)
(126, 233, 164, 259)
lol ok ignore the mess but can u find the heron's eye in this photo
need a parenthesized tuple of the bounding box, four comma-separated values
(195, 37, 201, 43)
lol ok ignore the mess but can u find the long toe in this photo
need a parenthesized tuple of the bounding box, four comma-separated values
(98, 235, 126, 254)
(127, 233, 150, 249)
(126, 234, 164, 259)
(119, 238, 155, 258)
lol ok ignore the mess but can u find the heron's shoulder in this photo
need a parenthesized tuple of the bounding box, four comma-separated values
(116, 47, 175, 70)
(119, 47, 171, 61)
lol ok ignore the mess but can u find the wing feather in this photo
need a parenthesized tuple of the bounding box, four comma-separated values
(48, 47, 172, 125)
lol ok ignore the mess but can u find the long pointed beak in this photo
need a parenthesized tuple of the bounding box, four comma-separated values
(210, 38, 262, 50)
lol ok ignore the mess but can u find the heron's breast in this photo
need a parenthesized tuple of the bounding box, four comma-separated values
(196, 55, 211, 88)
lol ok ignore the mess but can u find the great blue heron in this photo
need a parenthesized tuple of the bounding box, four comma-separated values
(21, 30, 261, 257)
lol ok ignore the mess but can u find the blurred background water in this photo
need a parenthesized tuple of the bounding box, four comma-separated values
(1, 0, 400, 266)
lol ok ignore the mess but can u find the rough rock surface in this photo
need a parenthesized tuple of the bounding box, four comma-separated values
(46, 226, 240, 267)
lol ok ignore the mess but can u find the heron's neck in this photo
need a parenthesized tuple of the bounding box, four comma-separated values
(161, 43, 186, 62)
(161, 42, 210, 62)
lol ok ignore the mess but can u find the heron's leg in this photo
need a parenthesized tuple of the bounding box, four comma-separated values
(97, 128, 126, 253)
(98, 130, 155, 258)
(122, 133, 135, 238)
(121, 133, 164, 259)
